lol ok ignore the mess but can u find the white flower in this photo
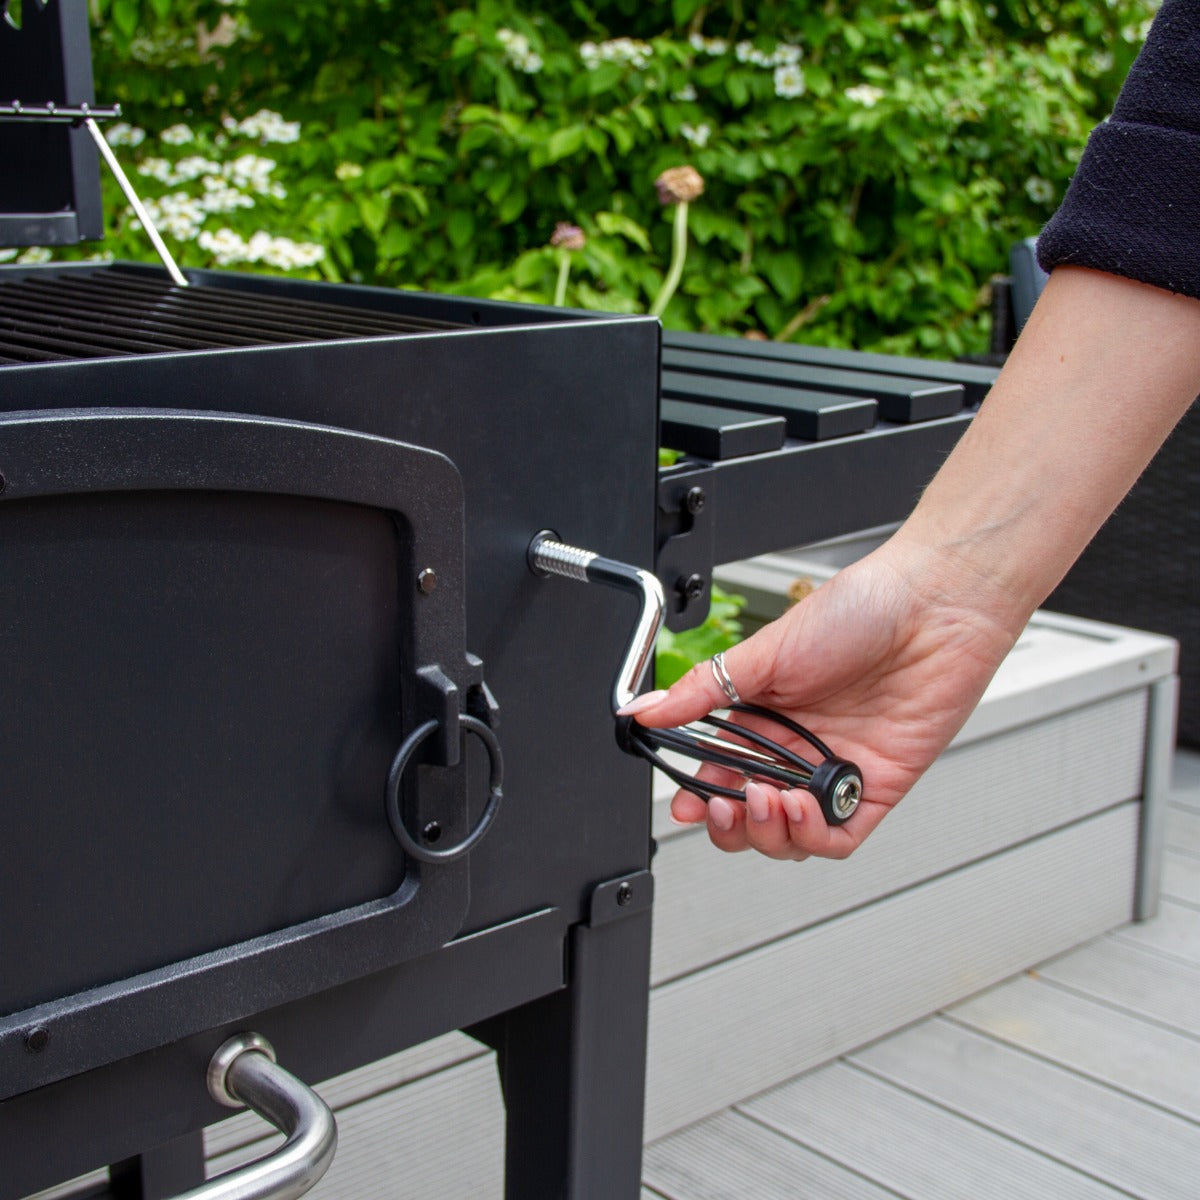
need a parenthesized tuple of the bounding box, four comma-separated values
(199, 181, 255, 214)
(689, 34, 727, 56)
(142, 192, 207, 241)
(224, 154, 277, 194)
(227, 109, 300, 145)
(735, 41, 755, 63)
(496, 27, 543, 74)
(160, 123, 195, 146)
(1024, 176, 1055, 205)
(680, 122, 711, 148)
(771, 43, 802, 66)
(16, 247, 53, 264)
(773, 63, 806, 99)
(673, 83, 698, 102)
(105, 122, 146, 148)
(137, 157, 175, 183)
(335, 162, 364, 181)
(171, 156, 223, 183)
(197, 227, 324, 270)
(197, 227, 248, 266)
(581, 37, 652, 70)
(845, 83, 885, 107)
(0, 248, 18, 263)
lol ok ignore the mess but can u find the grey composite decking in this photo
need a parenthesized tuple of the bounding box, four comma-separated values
(642, 750, 1200, 1200)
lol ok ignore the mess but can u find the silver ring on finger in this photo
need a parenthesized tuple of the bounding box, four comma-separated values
(710, 651, 741, 706)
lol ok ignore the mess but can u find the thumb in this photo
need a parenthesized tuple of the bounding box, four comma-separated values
(619, 633, 772, 728)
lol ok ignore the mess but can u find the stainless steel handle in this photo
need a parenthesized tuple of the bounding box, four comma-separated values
(528, 532, 665, 712)
(176, 1034, 337, 1200)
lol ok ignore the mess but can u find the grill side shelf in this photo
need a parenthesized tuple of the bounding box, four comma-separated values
(656, 412, 975, 631)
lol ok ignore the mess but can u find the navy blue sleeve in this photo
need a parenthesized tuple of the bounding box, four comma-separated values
(1037, 0, 1200, 297)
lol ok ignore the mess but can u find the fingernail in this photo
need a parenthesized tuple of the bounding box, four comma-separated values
(781, 789, 805, 824)
(616, 689, 669, 716)
(710, 797, 735, 832)
(745, 781, 770, 823)
(669, 810, 704, 826)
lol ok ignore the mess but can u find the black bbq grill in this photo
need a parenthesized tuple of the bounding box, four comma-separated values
(2, 6, 995, 1199)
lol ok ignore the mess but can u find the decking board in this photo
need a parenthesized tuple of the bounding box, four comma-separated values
(739, 1061, 1130, 1200)
(1037, 933, 1200, 1037)
(948, 972, 1200, 1123)
(643, 1110, 899, 1200)
(850, 1016, 1200, 1200)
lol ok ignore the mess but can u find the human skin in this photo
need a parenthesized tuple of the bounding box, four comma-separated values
(623, 266, 1200, 860)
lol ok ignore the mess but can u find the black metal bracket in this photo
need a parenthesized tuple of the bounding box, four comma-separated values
(655, 469, 715, 632)
(586, 870, 654, 929)
(655, 411, 978, 633)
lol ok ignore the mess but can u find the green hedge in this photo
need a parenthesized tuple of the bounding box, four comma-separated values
(15, 0, 1156, 355)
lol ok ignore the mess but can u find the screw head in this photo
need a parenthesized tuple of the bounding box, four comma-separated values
(831, 775, 862, 820)
(422, 821, 442, 844)
(616, 882, 633, 907)
(24, 1027, 49, 1054)
(678, 573, 705, 603)
(684, 486, 706, 515)
(417, 568, 437, 595)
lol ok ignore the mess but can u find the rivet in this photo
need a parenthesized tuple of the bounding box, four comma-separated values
(422, 821, 442, 844)
(24, 1027, 49, 1054)
(417, 568, 437, 595)
(616, 882, 633, 907)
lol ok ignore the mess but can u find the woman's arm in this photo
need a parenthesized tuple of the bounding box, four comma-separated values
(625, 266, 1200, 859)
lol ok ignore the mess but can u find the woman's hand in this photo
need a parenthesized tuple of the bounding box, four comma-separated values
(623, 537, 1020, 860)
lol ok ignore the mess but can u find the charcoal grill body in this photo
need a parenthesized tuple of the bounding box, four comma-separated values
(0, 263, 660, 1199)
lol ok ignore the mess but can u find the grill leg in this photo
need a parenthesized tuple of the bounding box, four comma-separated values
(482, 907, 653, 1199)
(109, 1132, 206, 1199)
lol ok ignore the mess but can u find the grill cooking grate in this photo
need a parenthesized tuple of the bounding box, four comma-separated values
(0, 268, 466, 364)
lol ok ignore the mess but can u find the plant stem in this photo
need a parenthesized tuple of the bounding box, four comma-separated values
(553, 249, 571, 307)
(650, 201, 689, 318)
(775, 293, 831, 341)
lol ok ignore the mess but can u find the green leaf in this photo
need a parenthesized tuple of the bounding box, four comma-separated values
(725, 72, 750, 108)
(112, 0, 138, 36)
(546, 125, 586, 163)
(672, 0, 706, 24)
(447, 210, 475, 250)
(764, 252, 803, 303)
(595, 210, 651, 252)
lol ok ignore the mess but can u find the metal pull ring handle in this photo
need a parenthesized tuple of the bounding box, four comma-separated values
(385, 715, 504, 863)
(528, 532, 862, 825)
(175, 1033, 337, 1200)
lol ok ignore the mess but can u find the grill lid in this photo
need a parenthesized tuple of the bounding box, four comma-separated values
(0, 0, 104, 247)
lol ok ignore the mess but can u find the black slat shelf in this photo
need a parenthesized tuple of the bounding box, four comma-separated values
(660, 398, 786, 460)
(665, 329, 997, 406)
(662, 370, 877, 441)
(662, 345, 965, 423)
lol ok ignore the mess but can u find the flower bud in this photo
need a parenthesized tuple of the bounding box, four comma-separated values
(655, 165, 705, 205)
(550, 222, 586, 250)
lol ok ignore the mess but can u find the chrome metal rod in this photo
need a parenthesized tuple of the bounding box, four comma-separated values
(176, 1034, 337, 1200)
(529, 533, 665, 712)
(84, 116, 188, 288)
(0, 101, 122, 123)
